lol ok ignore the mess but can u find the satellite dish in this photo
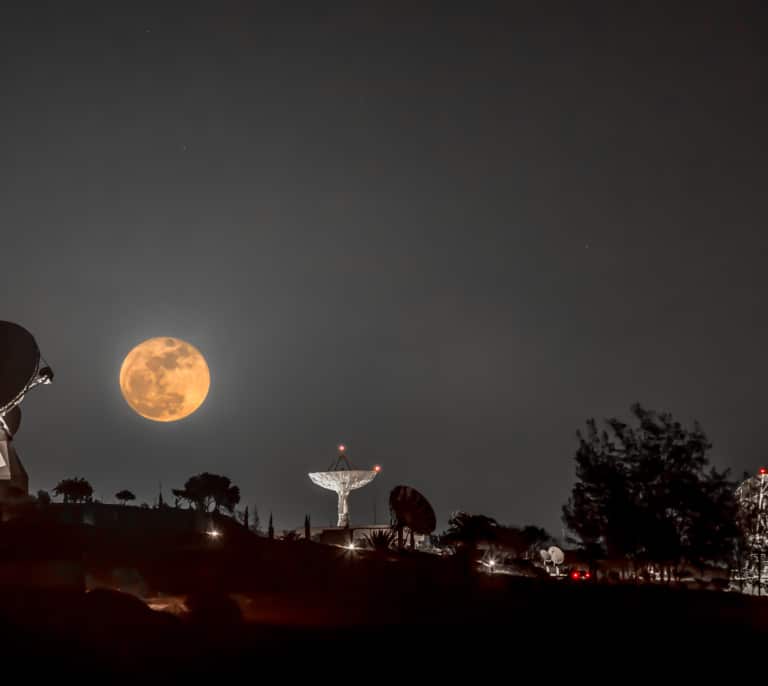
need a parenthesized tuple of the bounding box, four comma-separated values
(0, 322, 41, 414)
(548, 546, 564, 565)
(308, 446, 378, 528)
(1, 406, 21, 438)
(539, 548, 551, 563)
(389, 485, 437, 536)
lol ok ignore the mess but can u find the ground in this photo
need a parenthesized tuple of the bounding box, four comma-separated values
(0, 510, 764, 673)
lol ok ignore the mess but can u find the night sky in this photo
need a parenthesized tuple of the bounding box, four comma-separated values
(2, 2, 766, 537)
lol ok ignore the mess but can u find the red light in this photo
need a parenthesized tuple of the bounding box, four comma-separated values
(373, 465, 381, 472)
(571, 571, 579, 580)
(760, 467, 767, 475)
(585, 572, 591, 579)
(338, 444, 346, 452)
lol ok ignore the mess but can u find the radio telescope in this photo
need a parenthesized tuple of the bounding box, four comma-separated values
(733, 468, 768, 593)
(389, 485, 436, 548)
(548, 546, 564, 565)
(308, 445, 378, 528)
(540, 546, 564, 576)
(0, 322, 54, 499)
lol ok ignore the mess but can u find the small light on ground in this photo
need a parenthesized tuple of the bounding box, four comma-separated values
(206, 529, 221, 539)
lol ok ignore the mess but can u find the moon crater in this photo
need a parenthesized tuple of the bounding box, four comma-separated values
(119, 337, 210, 422)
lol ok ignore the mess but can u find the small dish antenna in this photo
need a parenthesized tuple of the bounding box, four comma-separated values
(548, 545, 564, 566)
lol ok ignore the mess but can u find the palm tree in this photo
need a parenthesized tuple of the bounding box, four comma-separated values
(363, 529, 395, 552)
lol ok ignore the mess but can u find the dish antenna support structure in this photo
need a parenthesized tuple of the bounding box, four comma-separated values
(308, 445, 378, 528)
(540, 546, 565, 576)
(733, 468, 768, 594)
(0, 322, 53, 499)
(389, 485, 437, 549)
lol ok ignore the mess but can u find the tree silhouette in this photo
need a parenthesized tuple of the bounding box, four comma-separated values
(563, 403, 738, 578)
(268, 513, 274, 540)
(252, 505, 261, 533)
(53, 477, 93, 504)
(115, 490, 136, 506)
(172, 473, 240, 513)
(442, 512, 498, 550)
(36, 490, 51, 505)
(242, 506, 250, 529)
(304, 514, 311, 540)
(363, 529, 395, 551)
(519, 525, 556, 560)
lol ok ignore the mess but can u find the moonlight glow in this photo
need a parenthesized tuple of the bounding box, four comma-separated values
(119, 337, 210, 422)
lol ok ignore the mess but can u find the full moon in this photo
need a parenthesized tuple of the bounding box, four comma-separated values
(119, 337, 210, 422)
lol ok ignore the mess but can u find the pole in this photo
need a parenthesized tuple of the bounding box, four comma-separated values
(757, 472, 765, 595)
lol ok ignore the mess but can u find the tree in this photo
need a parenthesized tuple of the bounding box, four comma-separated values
(304, 514, 311, 541)
(563, 403, 738, 578)
(252, 505, 261, 534)
(172, 473, 240, 513)
(442, 512, 498, 550)
(115, 490, 136, 506)
(242, 506, 250, 529)
(519, 525, 556, 560)
(36, 490, 51, 505)
(268, 513, 274, 540)
(53, 477, 93, 504)
(363, 529, 395, 552)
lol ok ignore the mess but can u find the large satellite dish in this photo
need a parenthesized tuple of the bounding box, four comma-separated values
(2, 407, 21, 438)
(389, 485, 436, 548)
(0, 322, 53, 501)
(548, 545, 564, 565)
(308, 445, 378, 528)
(0, 322, 41, 415)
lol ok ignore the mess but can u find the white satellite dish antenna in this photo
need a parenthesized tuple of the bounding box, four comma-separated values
(539, 549, 551, 563)
(548, 546, 564, 565)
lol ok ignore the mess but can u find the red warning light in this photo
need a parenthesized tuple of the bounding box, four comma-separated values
(760, 467, 767, 476)
(585, 571, 591, 579)
(373, 465, 381, 473)
(571, 571, 580, 580)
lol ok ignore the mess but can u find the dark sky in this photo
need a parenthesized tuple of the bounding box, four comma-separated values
(2, 1, 767, 537)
